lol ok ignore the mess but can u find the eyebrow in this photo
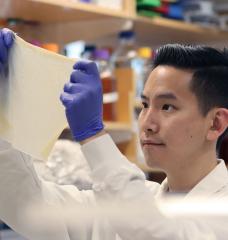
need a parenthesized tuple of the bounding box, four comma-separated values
(141, 92, 178, 101)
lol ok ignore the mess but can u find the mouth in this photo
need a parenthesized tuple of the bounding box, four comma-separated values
(141, 140, 165, 147)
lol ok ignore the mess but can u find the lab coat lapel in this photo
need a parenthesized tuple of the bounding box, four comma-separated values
(155, 160, 228, 200)
(185, 160, 228, 199)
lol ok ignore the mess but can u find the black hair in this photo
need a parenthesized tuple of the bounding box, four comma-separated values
(153, 44, 228, 150)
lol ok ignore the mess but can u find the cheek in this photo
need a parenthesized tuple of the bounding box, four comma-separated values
(164, 117, 205, 148)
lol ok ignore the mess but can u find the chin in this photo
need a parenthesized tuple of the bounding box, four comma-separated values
(144, 156, 163, 170)
(145, 158, 161, 169)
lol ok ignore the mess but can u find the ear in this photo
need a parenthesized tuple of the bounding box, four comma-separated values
(207, 108, 228, 141)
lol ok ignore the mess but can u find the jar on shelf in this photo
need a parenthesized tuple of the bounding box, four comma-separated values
(94, 49, 117, 121)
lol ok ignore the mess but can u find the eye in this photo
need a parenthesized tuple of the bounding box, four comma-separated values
(141, 102, 149, 108)
(162, 104, 175, 112)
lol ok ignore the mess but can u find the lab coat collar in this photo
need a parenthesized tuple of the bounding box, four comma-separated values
(156, 160, 228, 199)
(185, 159, 228, 199)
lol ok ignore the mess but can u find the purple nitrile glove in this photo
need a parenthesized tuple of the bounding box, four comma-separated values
(60, 61, 104, 142)
(0, 28, 15, 72)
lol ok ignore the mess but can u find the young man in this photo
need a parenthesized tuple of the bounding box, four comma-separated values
(0, 28, 228, 240)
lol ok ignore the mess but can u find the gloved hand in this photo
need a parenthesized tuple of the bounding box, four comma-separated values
(0, 28, 14, 72)
(60, 61, 104, 142)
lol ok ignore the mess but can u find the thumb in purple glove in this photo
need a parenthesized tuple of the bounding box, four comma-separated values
(0, 28, 15, 73)
(60, 61, 104, 142)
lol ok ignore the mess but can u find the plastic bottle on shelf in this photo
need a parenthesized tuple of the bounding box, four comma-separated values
(81, 44, 96, 61)
(133, 47, 152, 99)
(64, 41, 85, 58)
(111, 30, 138, 68)
(42, 43, 59, 53)
(94, 49, 117, 121)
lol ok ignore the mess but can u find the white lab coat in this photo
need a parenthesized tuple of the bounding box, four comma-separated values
(0, 134, 228, 240)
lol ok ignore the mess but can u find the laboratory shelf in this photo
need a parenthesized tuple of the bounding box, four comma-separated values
(0, 0, 130, 23)
(134, 16, 228, 45)
(0, 0, 228, 45)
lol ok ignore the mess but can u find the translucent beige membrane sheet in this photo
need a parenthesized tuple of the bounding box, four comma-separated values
(0, 36, 76, 160)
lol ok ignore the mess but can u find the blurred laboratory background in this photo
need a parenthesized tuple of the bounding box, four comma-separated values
(0, 0, 228, 238)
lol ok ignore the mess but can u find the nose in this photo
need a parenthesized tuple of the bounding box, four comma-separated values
(139, 108, 159, 135)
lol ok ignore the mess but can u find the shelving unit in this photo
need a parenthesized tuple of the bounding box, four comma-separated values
(134, 16, 228, 45)
(1, 0, 228, 46)
(1, 0, 228, 172)
(0, 0, 130, 22)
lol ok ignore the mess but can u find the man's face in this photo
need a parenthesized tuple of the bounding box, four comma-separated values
(138, 66, 211, 172)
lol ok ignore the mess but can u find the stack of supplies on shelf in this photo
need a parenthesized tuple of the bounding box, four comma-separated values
(183, 0, 228, 30)
(137, 0, 228, 31)
(183, 0, 220, 28)
(137, 0, 185, 20)
(216, 6, 228, 31)
(137, 0, 162, 18)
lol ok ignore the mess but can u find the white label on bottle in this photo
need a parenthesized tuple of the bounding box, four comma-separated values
(103, 92, 119, 104)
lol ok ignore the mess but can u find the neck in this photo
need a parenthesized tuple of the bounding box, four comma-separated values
(166, 148, 218, 193)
